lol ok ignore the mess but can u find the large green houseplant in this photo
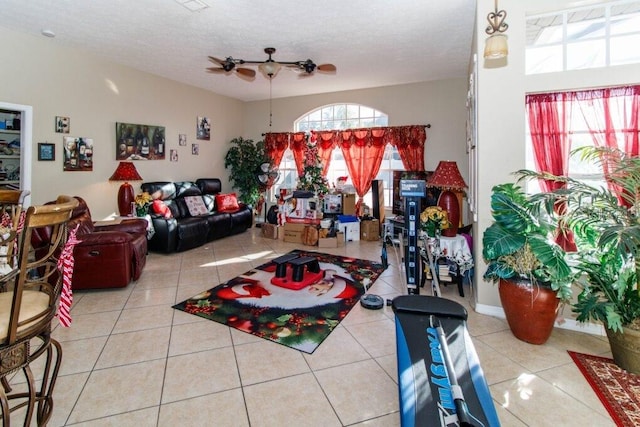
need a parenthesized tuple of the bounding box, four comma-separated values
(224, 137, 270, 206)
(482, 182, 575, 344)
(517, 146, 640, 372)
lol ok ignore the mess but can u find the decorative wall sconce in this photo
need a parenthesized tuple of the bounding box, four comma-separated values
(484, 0, 509, 59)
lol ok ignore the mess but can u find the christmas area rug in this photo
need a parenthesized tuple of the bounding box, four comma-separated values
(173, 250, 387, 354)
(568, 351, 640, 427)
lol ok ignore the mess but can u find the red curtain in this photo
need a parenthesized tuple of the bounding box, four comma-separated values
(385, 125, 427, 171)
(264, 132, 290, 170)
(338, 128, 386, 215)
(312, 130, 337, 176)
(574, 85, 640, 205)
(526, 92, 576, 251)
(289, 132, 308, 176)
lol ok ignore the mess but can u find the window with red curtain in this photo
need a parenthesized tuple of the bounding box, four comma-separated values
(526, 92, 575, 251)
(338, 129, 386, 214)
(385, 125, 426, 171)
(526, 84, 640, 249)
(574, 85, 640, 206)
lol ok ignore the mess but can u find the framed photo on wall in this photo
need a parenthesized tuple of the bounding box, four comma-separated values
(55, 116, 69, 133)
(196, 116, 210, 140)
(63, 137, 93, 171)
(38, 143, 55, 161)
(116, 122, 166, 160)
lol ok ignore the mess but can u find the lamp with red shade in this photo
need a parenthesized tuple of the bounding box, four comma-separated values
(427, 161, 467, 237)
(109, 161, 143, 216)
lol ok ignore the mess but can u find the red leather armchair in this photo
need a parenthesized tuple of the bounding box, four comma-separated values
(32, 196, 148, 289)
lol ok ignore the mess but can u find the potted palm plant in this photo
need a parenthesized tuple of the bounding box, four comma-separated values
(517, 146, 640, 373)
(482, 182, 575, 344)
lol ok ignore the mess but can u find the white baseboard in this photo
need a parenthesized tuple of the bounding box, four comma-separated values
(474, 303, 606, 337)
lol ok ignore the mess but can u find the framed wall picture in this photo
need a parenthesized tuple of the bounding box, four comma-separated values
(179, 133, 187, 146)
(170, 149, 178, 162)
(38, 143, 55, 161)
(63, 137, 93, 171)
(55, 116, 70, 133)
(196, 116, 210, 140)
(115, 122, 166, 160)
(192, 143, 199, 155)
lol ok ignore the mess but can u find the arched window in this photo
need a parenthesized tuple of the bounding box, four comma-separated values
(275, 104, 402, 208)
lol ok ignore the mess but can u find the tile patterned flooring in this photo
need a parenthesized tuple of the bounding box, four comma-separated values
(16, 227, 616, 426)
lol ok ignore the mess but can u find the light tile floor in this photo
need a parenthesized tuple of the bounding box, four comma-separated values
(13, 227, 616, 426)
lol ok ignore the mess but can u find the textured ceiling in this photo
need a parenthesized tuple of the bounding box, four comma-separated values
(0, 0, 476, 102)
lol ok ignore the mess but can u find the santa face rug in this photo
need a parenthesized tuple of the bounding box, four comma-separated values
(173, 250, 387, 353)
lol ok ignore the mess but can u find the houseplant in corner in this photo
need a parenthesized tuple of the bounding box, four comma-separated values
(224, 137, 270, 207)
(482, 182, 575, 344)
(517, 146, 640, 373)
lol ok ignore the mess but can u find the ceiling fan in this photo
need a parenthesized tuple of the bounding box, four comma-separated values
(206, 47, 336, 80)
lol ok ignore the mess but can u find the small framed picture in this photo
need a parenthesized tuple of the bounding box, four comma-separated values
(170, 149, 178, 162)
(179, 134, 187, 146)
(192, 143, 199, 155)
(55, 116, 70, 133)
(38, 143, 56, 161)
(196, 116, 210, 140)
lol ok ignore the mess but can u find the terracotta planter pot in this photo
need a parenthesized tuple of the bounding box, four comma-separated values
(605, 325, 640, 375)
(498, 278, 559, 345)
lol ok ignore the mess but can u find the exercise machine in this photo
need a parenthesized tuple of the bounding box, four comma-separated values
(392, 295, 500, 426)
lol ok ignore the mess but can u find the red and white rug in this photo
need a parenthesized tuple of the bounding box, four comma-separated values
(568, 351, 640, 427)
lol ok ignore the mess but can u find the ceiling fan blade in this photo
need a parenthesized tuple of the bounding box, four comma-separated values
(236, 68, 256, 78)
(317, 64, 337, 73)
(206, 67, 227, 73)
(208, 56, 226, 66)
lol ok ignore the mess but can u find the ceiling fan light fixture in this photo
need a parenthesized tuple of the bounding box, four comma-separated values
(259, 61, 282, 78)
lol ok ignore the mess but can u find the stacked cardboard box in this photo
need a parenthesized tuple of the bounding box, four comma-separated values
(360, 219, 380, 241)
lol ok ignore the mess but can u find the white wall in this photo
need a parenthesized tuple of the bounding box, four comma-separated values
(474, 0, 640, 312)
(242, 78, 469, 198)
(0, 24, 470, 221)
(0, 27, 243, 219)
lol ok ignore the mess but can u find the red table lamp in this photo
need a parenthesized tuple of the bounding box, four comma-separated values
(427, 161, 467, 237)
(109, 162, 143, 216)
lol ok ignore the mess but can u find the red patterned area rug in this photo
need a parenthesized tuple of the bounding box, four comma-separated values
(568, 351, 640, 427)
(173, 250, 386, 354)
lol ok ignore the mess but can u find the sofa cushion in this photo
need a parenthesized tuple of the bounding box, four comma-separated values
(202, 194, 216, 212)
(152, 200, 172, 218)
(184, 196, 208, 216)
(141, 182, 176, 201)
(175, 181, 202, 198)
(216, 193, 240, 212)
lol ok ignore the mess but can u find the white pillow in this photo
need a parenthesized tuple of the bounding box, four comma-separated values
(184, 196, 208, 216)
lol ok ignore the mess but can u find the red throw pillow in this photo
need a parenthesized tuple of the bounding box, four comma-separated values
(152, 199, 172, 218)
(216, 193, 239, 212)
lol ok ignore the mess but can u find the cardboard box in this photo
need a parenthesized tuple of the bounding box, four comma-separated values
(283, 222, 306, 243)
(318, 231, 345, 248)
(323, 194, 342, 214)
(261, 223, 279, 239)
(338, 221, 360, 242)
(342, 193, 356, 215)
(287, 197, 320, 219)
(360, 219, 380, 241)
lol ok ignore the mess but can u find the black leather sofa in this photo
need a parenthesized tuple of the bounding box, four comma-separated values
(140, 178, 252, 253)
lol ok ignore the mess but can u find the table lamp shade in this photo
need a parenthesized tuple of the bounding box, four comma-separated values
(428, 161, 467, 237)
(109, 162, 143, 216)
